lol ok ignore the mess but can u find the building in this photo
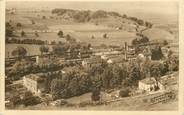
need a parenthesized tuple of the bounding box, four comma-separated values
(138, 77, 164, 92)
(142, 47, 152, 60)
(106, 54, 125, 64)
(82, 56, 102, 67)
(23, 74, 46, 96)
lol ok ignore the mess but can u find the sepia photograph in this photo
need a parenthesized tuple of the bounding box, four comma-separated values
(5, 1, 179, 111)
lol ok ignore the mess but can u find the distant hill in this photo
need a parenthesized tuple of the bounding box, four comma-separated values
(51, 8, 153, 29)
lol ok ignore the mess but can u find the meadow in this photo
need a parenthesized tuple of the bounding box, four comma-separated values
(6, 10, 178, 58)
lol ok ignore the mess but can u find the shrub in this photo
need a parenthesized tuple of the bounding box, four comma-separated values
(22, 96, 41, 106)
(142, 98, 148, 103)
(119, 88, 130, 97)
(78, 101, 91, 107)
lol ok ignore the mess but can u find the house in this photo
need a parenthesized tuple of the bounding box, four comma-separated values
(106, 55, 125, 64)
(142, 47, 152, 60)
(23, 74, 46, 96)
(138, 77, 164, 92)
(78, 50, 92, 59)
(101, 55, 108, 60)
(82, 56, 102, 67)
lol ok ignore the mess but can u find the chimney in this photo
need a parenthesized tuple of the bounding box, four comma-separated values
(124, 42, 127, 60)
(36, 56, 39, 64)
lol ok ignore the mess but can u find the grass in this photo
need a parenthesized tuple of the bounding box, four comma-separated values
(6, 44, 53, 58)
(142, 28, 176, 41)
(14, 91, 178, 110)
(6, 9, 178, 57)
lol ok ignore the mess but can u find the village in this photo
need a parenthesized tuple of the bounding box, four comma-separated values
(5, 37, 178, 109)
(5, 3, 179, 110)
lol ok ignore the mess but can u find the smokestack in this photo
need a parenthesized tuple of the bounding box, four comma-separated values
(36, 56, 39, 64)
(124, 42, 127, 60)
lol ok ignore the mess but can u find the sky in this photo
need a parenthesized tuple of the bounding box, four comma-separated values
(6, 1, 178, 24)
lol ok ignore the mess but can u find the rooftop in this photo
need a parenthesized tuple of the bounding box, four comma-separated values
(139, 77, 156, 85)
(24, 74, 45, 82)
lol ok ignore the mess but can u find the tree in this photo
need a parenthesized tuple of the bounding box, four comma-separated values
(6, 22, 14, 37)
(73, 11, 90, 22)
(140, 58, 151, 79)
(151, 45, 163, 60)
(132, 35, 149, 46)
(67, 77, 80, 96)
(66, 34, 71, 41)
(42, 16, 46, 19)
(12, 46, 27, 59)
(31, 20, 35, 25)
(65, 34, 77, 43)
(110, 64, 124, 88)
(10, 95, 21, 106)
(39, 45, 49, 55)
(163, 40, 168, 46)
(101, 66, 112, 89)
(140, 36, 149, 43)
(150, 61, 165, 81)
(137, 19, 144, 26)
(50, 79, 64, 100)
(122, 14, 127, 18)
(35, 31, 39, 37)
(119, 88, 130, 97)
(91, 35, 95, 39)
(145, 21, 152, 28)
(21, 31, 26, 37)
(91, 87, 101, 102)
(123, 62, 141, 87)
(91, 10, 107, 19)
(167, 55, 179, 72)
(52, 44, 69, 55)
(103, 33, 107, 39)
(132, 38, 139, 46)
(57, 30, 64, 38)
(16, 23, 22, 28)
(87, 43, 91, 50)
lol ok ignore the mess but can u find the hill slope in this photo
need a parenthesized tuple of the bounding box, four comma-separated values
(51, 8, 153, 29)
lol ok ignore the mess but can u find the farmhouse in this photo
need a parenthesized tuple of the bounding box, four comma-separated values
(23, 74, 46, 96)
(138, 77, 164, 92)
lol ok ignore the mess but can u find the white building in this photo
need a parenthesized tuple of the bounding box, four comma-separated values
(138, 77, 164, 92)
(23, 74, 46, 96)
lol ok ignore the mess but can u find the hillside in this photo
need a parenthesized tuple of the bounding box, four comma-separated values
(142, 28, 176, 41)
(6, 8, 178, 57)
(51, 8, 152, 29)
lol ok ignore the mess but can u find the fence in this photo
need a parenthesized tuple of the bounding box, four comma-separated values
(150, 91, 176, 105)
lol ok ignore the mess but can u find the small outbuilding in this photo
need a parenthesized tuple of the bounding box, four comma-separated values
(138, 77, 164, 92)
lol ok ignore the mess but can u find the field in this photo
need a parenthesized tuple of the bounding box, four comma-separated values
(6, 44, 53, 58)
(6, 7, 178, 58)
(16, 91, 178, 111)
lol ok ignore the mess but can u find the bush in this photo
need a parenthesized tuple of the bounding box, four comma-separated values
(6, 22, 14, 37)
(142, 98, 148, 103)
(22, 96, 41, 106)
(119, 88, 130, 97)
(78, 101, 91, 107)
(60, 99, 68, 105)
(163, 40, 168, 46)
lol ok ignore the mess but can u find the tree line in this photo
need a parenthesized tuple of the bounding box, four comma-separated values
(6, 38, 45, 45)
(51, 8, 153, 28)
(49, 55, 178, 100)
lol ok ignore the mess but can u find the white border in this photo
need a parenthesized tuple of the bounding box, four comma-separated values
(1, 0, 183, 115)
